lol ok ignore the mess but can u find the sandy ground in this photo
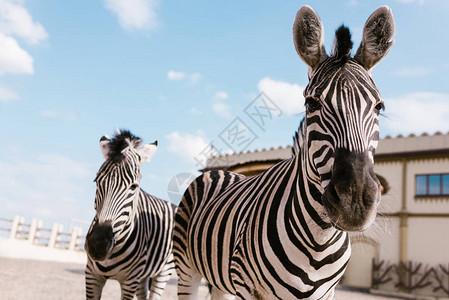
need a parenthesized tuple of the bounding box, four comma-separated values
(0, 256, 403, 300)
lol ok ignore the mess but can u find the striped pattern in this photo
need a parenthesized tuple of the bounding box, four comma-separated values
(303, 58, 381, 186)
(173, 30, 385, 300)
(306, 58, 381, 152)
(85, 143, 175, 300)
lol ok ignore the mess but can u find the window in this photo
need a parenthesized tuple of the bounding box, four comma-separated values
(416, 176, 427, 195)
(415, 174, 449, 196)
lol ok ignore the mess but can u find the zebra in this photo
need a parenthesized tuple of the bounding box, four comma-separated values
(173, 5, 394, 300)
(84, 130, 176, 300)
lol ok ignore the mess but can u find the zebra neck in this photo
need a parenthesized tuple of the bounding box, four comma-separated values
(291, 119, 305, 157)
(111, 197, 144, 254)
(289, 153, 343, 250)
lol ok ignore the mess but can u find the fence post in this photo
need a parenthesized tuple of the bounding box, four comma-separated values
(48, 223, 62, 248)
(18, 216, 25, 238)
(9, 216, 21, 239)
(69, 227, 82, 251)
(34, 220, 43, 244)
(28, 219, 38, 243)
(56, 224, 63, 248)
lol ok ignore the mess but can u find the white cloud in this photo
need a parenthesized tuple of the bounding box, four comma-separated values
(393, 66, 433, 78)
(0, 85, 18, 101)
(0, 0, 48, 44)
(165, 131, 212, 165)
(257, 77, 304, 115)
(382, 92, 449, 135)
(214, 91, 228, 100)
(167, 70, 185, 80)
(41, 110, 58, 118)
(189, 72, 202, 82)
(393, 0, 425, 3)
(146, 173, 157, 180)
(212, 102, 231, 118)
(104, 0, 158, 31)
(0, 33, 33, 75)
(0, 151, 94, 225)
(0, 0, 47, 76)
(41, 110, 77, 121)
(38, 154, 91, 178)
(212, 102, 231, 119)
(189, 108, 201, 115)
(167, 70, 202, 83)
(211, 91, 231, 118)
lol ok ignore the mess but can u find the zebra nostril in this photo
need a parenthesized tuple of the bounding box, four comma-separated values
(329, 185, 341, 204)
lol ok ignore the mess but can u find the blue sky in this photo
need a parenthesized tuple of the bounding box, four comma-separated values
(1, 0, 449, 231)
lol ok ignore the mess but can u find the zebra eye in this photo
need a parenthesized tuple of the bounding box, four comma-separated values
(305, 96, 321, 112)
(374, 102, 385, 112)
(130, 183, 139, 191)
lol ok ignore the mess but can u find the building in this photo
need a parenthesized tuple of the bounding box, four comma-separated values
(203, 132, 449, 298)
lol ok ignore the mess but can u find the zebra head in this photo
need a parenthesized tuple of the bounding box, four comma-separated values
(85, 130, 157, 261)
(293, 6, 395, 231)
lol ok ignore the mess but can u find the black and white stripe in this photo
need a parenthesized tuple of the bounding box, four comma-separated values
(173, 5, 394, 300)
(85, 130, 175, 300)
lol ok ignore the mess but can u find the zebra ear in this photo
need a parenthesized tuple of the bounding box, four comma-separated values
(354, 6, 395, 70)
(293, 5, 328, 70)
(138, 141, 158, 163)
(99, 135, 111, 160)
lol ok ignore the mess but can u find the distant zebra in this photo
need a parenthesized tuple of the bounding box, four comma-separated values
(85, 130, 175, 300)
(173, 6, 395, 300)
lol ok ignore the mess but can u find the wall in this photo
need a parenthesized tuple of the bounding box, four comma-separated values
(408, 218, 449, 265)
(0, 237, 86, 264)
(375, 161, 403, 214)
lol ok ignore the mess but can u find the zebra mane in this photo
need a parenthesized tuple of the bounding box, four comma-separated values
(292, 118, 306, 157)
(331, 25, 353, 61)
(108, 130, 142, 163)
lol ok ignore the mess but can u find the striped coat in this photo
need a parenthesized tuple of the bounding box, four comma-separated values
(85, 131, 175, 300)
(174, 5, 395, 300)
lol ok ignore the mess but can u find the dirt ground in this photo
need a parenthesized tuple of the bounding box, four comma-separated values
(0, 256, 403, 300)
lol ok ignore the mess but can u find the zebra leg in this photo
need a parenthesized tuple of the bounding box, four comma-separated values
(211, 286, 235, 300)
(135, 278, 149, 300)
(174, 192, 204, 299)
(146, 260, 175, 300)
(176, 268, 202, 300)
(173, 245, 203, 300)
(120, 280, 139, 300)
(85, 270, 106, 300)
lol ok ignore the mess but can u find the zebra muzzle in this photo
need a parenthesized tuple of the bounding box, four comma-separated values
(321, 149, 381, 232)
(85, 220, 115, 261)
